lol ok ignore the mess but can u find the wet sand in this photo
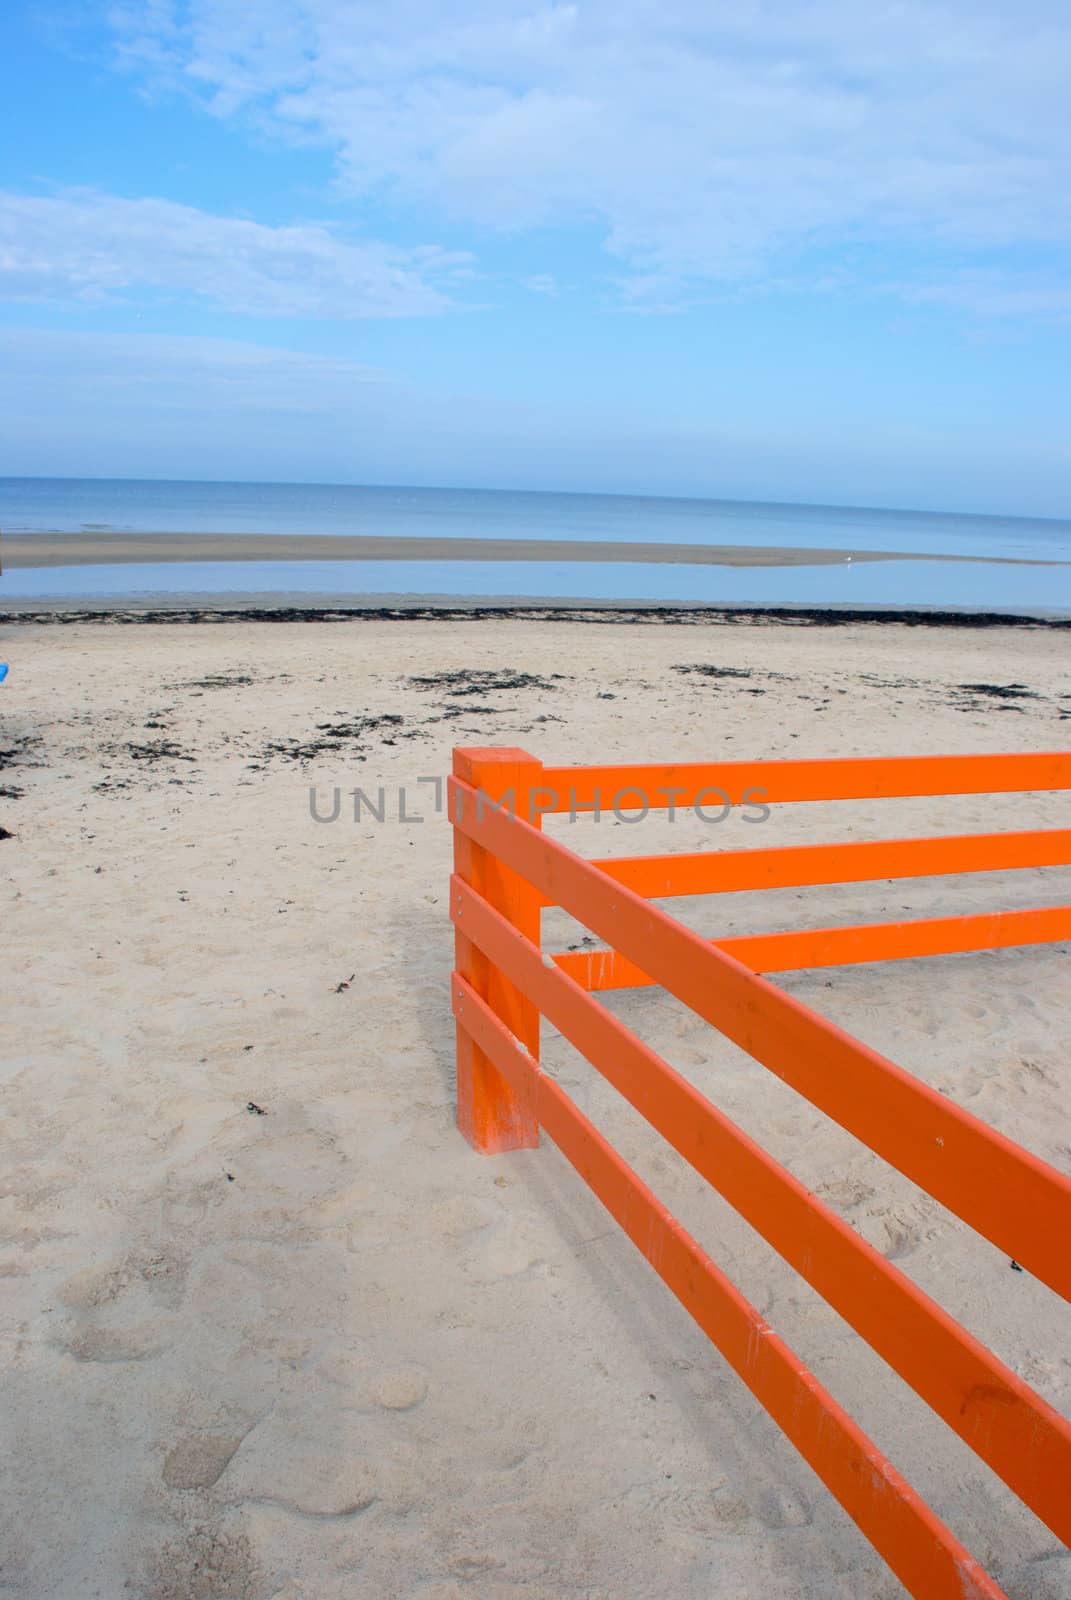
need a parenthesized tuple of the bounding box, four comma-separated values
(5, 529, 1069, 570)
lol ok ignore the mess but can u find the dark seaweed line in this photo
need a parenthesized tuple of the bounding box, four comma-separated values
(1, 605, 1069, 629)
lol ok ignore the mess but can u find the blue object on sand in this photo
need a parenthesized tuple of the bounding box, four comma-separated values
(0, 664, 7, 683)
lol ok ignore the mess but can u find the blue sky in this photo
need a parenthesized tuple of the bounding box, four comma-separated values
(1, 1, 1069, 515)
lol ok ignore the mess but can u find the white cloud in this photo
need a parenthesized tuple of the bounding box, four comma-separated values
(0, 188, 473, 316)
(107, 2, 1071, 302)
(883, 272, 1071, 321)
(522, 273, 558, 295)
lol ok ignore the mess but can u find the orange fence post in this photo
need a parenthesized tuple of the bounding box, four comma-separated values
(452, 746, 544, 1153)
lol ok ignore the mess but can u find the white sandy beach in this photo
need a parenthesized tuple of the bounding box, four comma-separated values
(2, 614, 1070, 1600)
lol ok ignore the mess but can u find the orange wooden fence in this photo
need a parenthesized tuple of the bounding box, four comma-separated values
(449, 746, 1071, 1599)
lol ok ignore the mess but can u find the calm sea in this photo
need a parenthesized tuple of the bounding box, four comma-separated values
(3, 477, 1071, 612)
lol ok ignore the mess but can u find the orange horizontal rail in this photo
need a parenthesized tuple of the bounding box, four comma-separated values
(452, 874, 1071, 1544)
(453, 972, 1007, 1600)
(582, 826, 1071, 900)
(538, 750, 1071, 811)
(553, 902, 1071, 986)
(450, 773, 1071, 1301)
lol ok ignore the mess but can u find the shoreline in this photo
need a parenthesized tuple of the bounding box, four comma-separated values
(5, 529, 1071, 570)
(3, 599, 1070, 626)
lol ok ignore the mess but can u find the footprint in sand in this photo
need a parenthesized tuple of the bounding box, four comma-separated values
(62, 1321, 170, 1363)
(458, 1215, 546, 1282)
(163, 1433, 245, 1490)
(58, 1262, 125, 1310)
(865, 1206, 932, 1262)
(56, 1241, 189, 1362)
(672, 1012, 709, 1041)
(0, 1163, 75, 1215)
(676, 1045, 708, 1067)
(141, 1524, 262, 1600)
(217, 1399, 385, 1519)
(428, 1193, 497, 1239)
(755, 1486, 813, 1529)
(60, 1242, 190, 1312)
(369, 1367, 429, 1412)
(665, 1483, 755, 1536)
(315, 1349, 371, 1392)
(813, 1175, 875, 1211)
(226, 1442, 379, 1519)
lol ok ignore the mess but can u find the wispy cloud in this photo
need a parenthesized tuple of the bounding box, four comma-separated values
(106, 2, 1071, 307)
(0, 324, 572, 481)
(522, 273, 558, 295)
(0, 188, 474, 317)
(0, 327, 387, 411)
(882, 271, 1071, 322)
(0, 326, 436, 478)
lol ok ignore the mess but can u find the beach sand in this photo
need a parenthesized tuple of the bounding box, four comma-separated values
(2, 613, 1069, 1599)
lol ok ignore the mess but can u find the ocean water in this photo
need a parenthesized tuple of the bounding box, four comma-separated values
(4, 556, 1070, 614)
(3, 477, 1071, 612)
